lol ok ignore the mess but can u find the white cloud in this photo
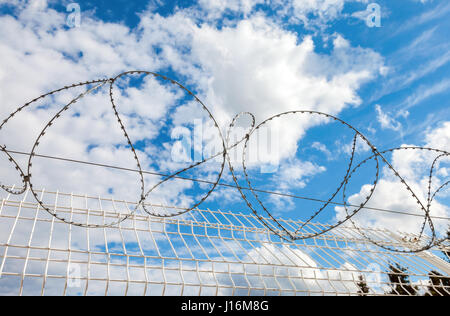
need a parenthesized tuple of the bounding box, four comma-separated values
(0, 4, 191, 207)
(0, 1, 384, 229)
(265, 158, 326, 211)
(341, 135, 371, 155)
(0, 0, 445, 297)
(275, 159, 326, 191)
(375, 104, 403, 131)
(311, 141, 332, 159)
(271, 0, 369, 29)
(424, 121, 450, 151)
(132, 11, 385, 179)
(392, 1, 450, 35)
(369, 21, 450, 104)
(412, 0, 433, 4)
(187, 22, 382, 159)
(192, 0, 372, 29)
(335, 122, 450, 237)
(400, 79, 450, 111)
(197, 0, 265, 18)
(290, 0, 347, 24)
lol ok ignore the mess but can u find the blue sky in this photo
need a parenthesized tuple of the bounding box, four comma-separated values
(0, 0, 449, 239)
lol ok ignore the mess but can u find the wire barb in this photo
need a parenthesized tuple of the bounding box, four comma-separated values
(0, 70, 448, 253)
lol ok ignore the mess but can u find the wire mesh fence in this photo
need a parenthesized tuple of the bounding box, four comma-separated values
(0, 186, 449, 296)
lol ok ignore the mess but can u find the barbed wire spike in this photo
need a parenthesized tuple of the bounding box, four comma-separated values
(0, 70, 448, 254)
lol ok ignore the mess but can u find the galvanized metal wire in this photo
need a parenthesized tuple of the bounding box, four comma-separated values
(0, 71, 449, 254)
(0, 187, 448, 296)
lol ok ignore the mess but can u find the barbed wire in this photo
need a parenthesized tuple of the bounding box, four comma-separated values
(2, 149, 450, 221)
(0, 70, 448, 253)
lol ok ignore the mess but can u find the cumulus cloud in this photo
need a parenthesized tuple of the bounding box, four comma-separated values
(268, 0, 369, 29)
(197, 0, 265, 19)
(152, 18, 385, 171)
(0, 0, 447, 298)
(266, 158, 327, 211)
(335, 122, 450, 237)
(0, 2, 386, 194)
(0, 1, 384, 221)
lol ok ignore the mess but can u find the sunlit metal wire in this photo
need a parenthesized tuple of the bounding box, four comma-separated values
(0, 188, 448, 296)
(0, 70, 448, 254)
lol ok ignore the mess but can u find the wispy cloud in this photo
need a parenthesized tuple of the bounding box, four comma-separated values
(375, 104, 403, 132)
(391, 1, 450, 35)
(370, 27, 450, 103)
(400, 79, 450, 111)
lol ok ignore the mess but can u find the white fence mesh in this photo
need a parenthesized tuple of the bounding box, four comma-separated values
(0, 187, 449, 296)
